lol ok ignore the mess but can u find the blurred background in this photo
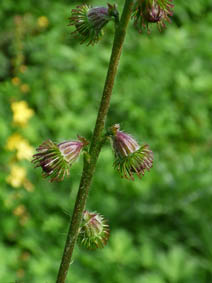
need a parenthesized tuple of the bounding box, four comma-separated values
(1, 0, 212, 282)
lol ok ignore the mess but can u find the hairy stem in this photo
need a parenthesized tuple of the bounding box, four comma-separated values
(56, 1, 133, 282)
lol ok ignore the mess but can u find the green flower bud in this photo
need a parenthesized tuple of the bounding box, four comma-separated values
(110, 124, 153, 180)
(69, 4, 119, 45)
(132, 0, 174, 33)
(78, 210, 110, 250)
(32, 136, 88, 182)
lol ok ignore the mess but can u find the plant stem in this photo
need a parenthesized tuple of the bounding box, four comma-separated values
(56, 1, 133, 282)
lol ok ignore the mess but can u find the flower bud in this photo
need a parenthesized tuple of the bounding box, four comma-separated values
(69, 3, 119, 45)
(132, 0, 174, 33)
(32, 136, 88, 182)
(78, 210, 109, 250)
(110, 124, 153, 180)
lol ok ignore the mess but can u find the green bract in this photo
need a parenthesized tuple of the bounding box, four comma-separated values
(114, 144, 153, 181)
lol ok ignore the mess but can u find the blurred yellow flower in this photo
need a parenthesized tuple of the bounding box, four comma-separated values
(20, 251, 30, 261)
(19, 214, 29, 226)
(37, 16, 49, 28)
(11, 77, 21, 86)
(11, 101, 34, 127)
(7, 165, 26, 188)
(17, 140, 34, 160)
(23, 179, 34, 192)
(6, 133, 34, 160)
(6, 133, 23, 150)
(19, 65, 27, 73)
(17, 269, 25, 279)
(20, 83, 30, 93)
(13, 204, 26, 216)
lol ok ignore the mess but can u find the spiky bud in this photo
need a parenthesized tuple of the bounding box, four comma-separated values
(32, 136, 88, 182)
(78, 210, 109, 250)
(69, 3, 119, 45)
(132, 0, 174, 33)
(110, 124, 153, 180)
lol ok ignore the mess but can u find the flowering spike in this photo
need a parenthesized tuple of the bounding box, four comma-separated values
(69, 4, 119, 45)
(110, 124, 153, 180)
(32, 137, 88, 182)
(78, 210, 110, 250)
(132, 0, 174, 33)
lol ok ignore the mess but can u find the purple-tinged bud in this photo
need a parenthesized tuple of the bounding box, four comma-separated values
(69, 3, 119, 45)
(110, 124, 153, 180)
(78, 210, 109, 250)
(132, 0, 174, 33)
(111, 124, 140, 157)
(32, 136, 88, 182)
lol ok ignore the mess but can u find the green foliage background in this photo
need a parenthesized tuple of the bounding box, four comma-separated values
(1, 0, 212, 282)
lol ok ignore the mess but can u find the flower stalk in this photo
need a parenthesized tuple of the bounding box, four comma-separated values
(56, 0, 134, 282)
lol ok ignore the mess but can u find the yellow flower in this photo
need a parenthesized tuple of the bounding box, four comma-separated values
(37, 16, 49, 28)
(7, 165, 26, 188)
(19, 65, 27, 73)
(19, 215, 29, 226)
(17, 269, 25, 279)
(23, 179, 34, 192)
(13, 204, 26, 216)
(6, 133, 23, 151)
(11, 101, 34, 127)
(17, 140, 34, 160)
(11, 77, 21, 86)
(6, 133, 34, 160)
(20, 84, 30, 93)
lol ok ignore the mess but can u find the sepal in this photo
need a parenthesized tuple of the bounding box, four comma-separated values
(114, 144, 153, 180)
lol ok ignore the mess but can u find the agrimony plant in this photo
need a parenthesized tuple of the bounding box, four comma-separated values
(32, 0, 174, 282)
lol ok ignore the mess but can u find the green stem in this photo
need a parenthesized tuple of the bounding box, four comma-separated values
(56, 1, 133, 282)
